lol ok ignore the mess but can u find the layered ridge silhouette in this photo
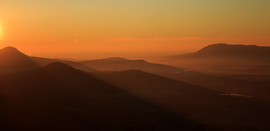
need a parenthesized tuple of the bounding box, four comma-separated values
(0, 46, 270, 130)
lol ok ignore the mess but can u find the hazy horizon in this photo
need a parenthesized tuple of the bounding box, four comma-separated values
(1, 0, 270, 60)
(1, 1, 270, 129)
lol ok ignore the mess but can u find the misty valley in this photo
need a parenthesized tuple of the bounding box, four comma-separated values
(0, 44, 270, 131)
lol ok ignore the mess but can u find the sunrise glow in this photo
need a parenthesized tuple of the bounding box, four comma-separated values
(0, 0, 269, 59)
(0, 24, 2, 39)
(1, 1, 270, 130)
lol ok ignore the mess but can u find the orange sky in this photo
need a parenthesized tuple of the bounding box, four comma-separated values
(0, 0, 269, 60)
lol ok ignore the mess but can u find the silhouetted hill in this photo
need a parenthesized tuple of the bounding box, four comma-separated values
(0, 46, 40, 72)
(43, 62, 80, 72)
(158, 44, 270, 75)
(42, 62, 90, 77)
(80, 57, 183, 74)
(174, 43, 270, 58)
(31, 56, 98, 72)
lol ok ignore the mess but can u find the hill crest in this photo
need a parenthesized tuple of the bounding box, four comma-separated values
(0, 46, 40, 72)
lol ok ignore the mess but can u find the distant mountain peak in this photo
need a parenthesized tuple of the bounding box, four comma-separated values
(0, 46, 40, 72)
(200, 43, 259, 49)
(2, 46, 18, 50)
(194, 43, 270, 57)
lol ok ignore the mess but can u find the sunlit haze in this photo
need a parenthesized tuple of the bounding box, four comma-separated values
(0, 0, 269, 60)
(1, 1, 270, 130)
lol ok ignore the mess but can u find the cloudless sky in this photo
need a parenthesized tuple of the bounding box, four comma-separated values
(0, 0, 269, 59)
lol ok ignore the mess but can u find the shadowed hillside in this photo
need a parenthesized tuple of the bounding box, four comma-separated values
(158, 70, 270, 103)
(0, 62, 211, 131)
(91, 70, 270, 130)
(0, 46, 40, 72)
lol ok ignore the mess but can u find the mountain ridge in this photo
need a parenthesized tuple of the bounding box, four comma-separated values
(174, 43, 270, 58)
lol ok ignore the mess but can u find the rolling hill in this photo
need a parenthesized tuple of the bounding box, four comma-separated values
(80, 57, 183, 74)
(0, 46, 40, 72)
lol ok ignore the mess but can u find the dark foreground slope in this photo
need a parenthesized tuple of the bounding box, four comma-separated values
(92, 70, 270, 131)
(0, 47, 40, 72)
(80, 57, 183, 74)
(0, 62, 210, 131)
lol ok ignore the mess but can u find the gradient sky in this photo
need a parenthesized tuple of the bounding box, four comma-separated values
(0, 0, 269, 59)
